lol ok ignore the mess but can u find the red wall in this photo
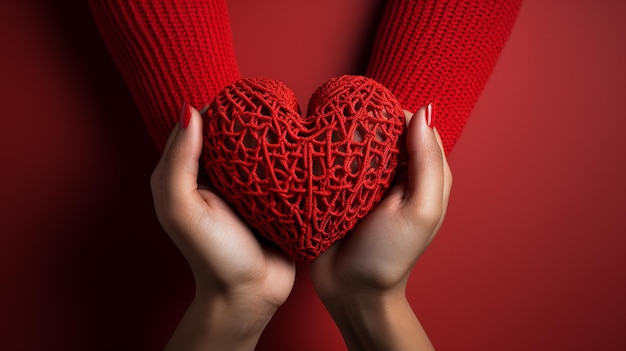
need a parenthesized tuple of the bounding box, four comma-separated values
(1, 0, 625, 350)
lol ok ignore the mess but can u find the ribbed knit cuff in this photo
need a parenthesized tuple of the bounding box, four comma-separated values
(90, 0, 241, 151)
(367, 0, 523, 153)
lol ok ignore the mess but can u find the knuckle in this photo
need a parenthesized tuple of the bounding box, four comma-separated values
(158, 201, 193, 232)
(149, 166, 199, 236)
(419, 211, 441, 230)
(403, 204, 441, 230)
(149, 168, 161, 193)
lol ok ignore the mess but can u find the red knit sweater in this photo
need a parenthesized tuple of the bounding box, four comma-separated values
(90, 0, 522, 154)
(367, 0, 523, 153)
(89, 0, 522, 260)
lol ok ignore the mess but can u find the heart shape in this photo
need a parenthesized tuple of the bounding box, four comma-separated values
(201, 75, 406, 261)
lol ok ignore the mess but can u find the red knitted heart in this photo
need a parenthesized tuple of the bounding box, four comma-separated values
(201, 75, 406, 262)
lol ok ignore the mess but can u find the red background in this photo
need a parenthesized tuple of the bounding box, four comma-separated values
(1, 0, 625, 350)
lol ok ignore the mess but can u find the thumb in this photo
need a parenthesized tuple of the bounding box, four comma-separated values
(403, 104, 445, 216)
(156, 103, 204, 199)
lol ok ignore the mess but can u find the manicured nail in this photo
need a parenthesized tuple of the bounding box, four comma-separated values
(179, 102, 192, 128)
(425, 103, 434, 127)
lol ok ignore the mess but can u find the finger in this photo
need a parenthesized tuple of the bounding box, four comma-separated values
(151, 105, 182, 206)
(403, 104, 445, 225)
(434, 128, 453, 227)
(434, 128, 452, 203)
(153, 110, 182, 175)
(159, 104, 204, 202)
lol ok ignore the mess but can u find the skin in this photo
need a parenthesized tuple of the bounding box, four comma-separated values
(150, 104, 451, 350)
(151, 107, 296, 350)
(311, 105, 452, 350)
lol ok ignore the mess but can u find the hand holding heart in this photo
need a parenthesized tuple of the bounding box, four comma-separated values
(150, 76, 451, 350)
(151, 105, 296, 350)
(310, 105, 452, 350)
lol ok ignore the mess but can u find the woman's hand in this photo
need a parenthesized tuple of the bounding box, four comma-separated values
(311, 104, 452, 351)
(151, 104, 295, 351)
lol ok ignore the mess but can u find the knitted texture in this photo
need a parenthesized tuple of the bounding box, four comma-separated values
(89, 0, 240, 151)
(367, 0, 523, 154)
(202, 75, 406, 261)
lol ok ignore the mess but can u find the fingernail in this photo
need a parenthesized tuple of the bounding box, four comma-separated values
(179, 102, 192, 128)
(425, 103, 434, 128)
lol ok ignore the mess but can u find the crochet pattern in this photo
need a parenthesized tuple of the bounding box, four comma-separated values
(202, 75, 406, 261)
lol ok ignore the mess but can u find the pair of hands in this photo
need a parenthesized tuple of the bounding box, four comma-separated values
(150, 104, 452, 350)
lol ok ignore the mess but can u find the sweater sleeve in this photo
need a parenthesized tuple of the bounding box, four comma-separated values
(367, 0, 524, 154)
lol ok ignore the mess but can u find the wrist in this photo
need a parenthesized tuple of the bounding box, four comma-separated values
(322, 287, 405, 330)
(316, 275, 408, 313)
(321, 288, 434, 351)
(164, 289, 277, 351)
(164, 292, 274, 351)
(193, 268, 285, 323)
(193, 287, 278, 337)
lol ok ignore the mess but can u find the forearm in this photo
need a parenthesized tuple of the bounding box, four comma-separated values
(164, 290, 276, 351)
(323, 289, 434, 351)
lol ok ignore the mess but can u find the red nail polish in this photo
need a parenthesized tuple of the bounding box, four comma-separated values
(179, 102, 192, 128)
(425, 103, 434, 127)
